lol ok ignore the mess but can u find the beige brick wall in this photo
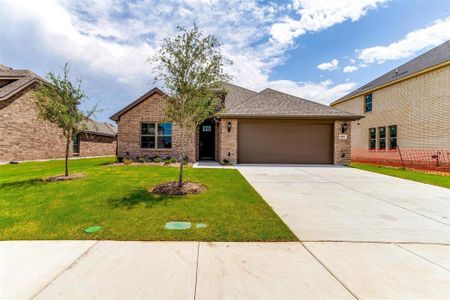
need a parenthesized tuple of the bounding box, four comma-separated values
(218, 118, 238, 163)
(332, 65, 450, 150)
(0, 85, 70, 162)
(116, 93, 196, 162)
(79, 133, 117, 157)
(0, 84, 117, 162)
(334, 120, 352, 165)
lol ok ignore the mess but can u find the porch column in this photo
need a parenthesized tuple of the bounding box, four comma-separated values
(334, 120, 352, 165)
(219, 118, 238, 164)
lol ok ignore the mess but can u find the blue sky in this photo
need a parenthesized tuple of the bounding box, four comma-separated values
(1, 0, 449, 122)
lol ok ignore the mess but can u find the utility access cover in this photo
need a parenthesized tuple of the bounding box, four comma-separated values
(164, 222, 192, 230)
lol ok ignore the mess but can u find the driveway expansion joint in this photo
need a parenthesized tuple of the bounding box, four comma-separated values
(395, 244, 450, 273)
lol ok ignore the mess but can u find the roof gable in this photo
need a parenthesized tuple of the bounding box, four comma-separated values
(110, 87, 165, 121)
(0, 66, 44, 101)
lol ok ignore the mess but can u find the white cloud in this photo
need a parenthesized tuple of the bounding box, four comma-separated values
(343, 65, 358, 73)
(358, 17, 450, 64)
(0, 0, 359, 118)
(261, 79, 357, 105)
(270, 0, 388, 45)
(317, 59, 338, 71)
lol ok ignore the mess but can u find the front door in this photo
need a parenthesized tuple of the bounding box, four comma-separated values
(199, 120, 215, 160)
(73, 133, 80, 156)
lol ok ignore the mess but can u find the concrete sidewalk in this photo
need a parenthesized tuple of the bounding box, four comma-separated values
(1, 240, 450, 299)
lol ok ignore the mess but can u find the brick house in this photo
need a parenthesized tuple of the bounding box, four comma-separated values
(330, 41, 450, 169)
(110, 83, 361, 165)
(0, 65, 117, 163)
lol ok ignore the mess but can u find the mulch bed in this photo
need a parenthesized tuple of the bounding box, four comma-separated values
(44, 173, 84, 182)
(151, 181, 207, 195)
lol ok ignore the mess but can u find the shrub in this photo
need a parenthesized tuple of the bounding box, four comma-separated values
(222, 159, 230, 165)
(153, 157, 162, 163)
(116, 156, 124, 163)
(124, 159, 133, 165)
(137, 157, 145, 163)
(164, 158, 177, 164)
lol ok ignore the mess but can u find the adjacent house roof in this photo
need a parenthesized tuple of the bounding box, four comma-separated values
(0, 64, 43, 101)
(219, 88, 360, 120)
(80, 119, 118, 137)
(111, 83, 360, 121)
(332, 40, 450, 105)
(0, 65, 117, 137)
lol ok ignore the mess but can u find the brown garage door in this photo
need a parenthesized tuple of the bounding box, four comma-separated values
(238, 119, 334, 164)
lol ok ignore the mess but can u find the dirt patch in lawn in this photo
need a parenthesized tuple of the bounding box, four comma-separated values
(44, 173, 84, 182)
(151, 181, 207, 195)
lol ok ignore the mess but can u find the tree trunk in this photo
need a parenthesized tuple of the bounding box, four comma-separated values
(178, 160, 184, 187)
(65, 136, 70, 177)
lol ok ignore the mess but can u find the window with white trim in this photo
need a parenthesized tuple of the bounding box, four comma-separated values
(369, 128, 376, 150)
(389, 125, 397, 149)
(378, 127, 386, 150)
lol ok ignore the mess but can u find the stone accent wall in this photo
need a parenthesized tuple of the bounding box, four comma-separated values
(218, 118, 238, 163)
(0, 85, 70, 162)
(79, 133, 117, 157)
(0, 84, 117, 162)
(334, 120, 352, 165)
(116, 92, 196, 162)
(332, 65, 450, 150)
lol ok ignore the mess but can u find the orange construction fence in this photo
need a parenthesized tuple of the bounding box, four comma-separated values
(352, 148, 450, 173)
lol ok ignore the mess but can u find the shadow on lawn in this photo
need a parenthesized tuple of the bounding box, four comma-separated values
(108, 188, 177, 209)
(0, 178, 49, 189)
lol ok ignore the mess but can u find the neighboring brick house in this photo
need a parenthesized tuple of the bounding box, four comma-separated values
(111, 83, 361, 165)
(331, 41, 450, 170)
(0, 65, 117, 163)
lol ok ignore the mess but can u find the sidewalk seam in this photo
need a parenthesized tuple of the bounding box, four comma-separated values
(30, 241, 99, 299)
(301, 242, 360, 300)
(395, 244, 450, 273)
(193, 242, 200, 300)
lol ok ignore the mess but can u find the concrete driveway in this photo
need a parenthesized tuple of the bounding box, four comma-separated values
(236, 165, 450, 299)
(237, 164, 450, 243)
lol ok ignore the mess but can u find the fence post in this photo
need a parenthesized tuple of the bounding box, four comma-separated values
(397, 147, 405, 170)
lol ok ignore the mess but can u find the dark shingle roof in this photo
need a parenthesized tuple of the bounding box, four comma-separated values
(220, 88, 359, 119)
(221, 82, 257, 109)
(0, 65, 43, 100)
(111, 83, 360, 121)
(80, 119, 117, 137)
(333, 40, 450, 104)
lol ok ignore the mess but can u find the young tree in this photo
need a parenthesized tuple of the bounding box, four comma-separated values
(151, 25, 231, 187)
(34, 63, 96, 177)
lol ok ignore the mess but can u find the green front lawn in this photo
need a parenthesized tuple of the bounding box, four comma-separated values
(351, 163, 450, 189)
(0, 157, 296, 241)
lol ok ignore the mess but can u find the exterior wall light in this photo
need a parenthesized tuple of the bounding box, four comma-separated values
(341, 122, 349, 133)
(227, 121, 232, 132)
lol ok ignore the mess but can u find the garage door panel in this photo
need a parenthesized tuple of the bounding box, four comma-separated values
(238, 120, 333, 164)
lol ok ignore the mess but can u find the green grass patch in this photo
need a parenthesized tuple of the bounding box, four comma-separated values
(351, 163, 450, 189)
(0, 157, 296, 241)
